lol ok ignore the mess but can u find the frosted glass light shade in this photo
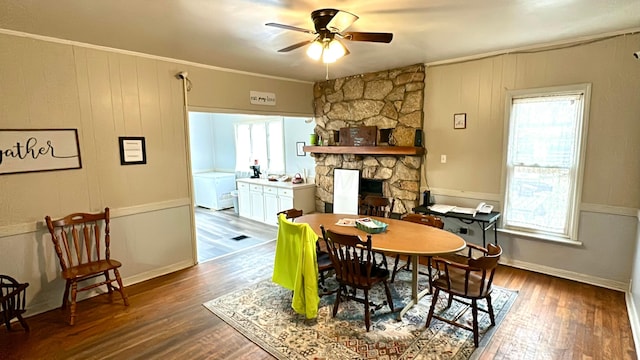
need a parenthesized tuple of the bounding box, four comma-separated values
(306, 41, 323, 60)
(323, 40, 346, 63)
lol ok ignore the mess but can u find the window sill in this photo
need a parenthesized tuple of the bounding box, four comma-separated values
(497, 228, 583, 247)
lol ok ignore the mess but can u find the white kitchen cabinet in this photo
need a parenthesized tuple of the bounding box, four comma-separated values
(236, 179, 316, 225)
(278, 187, 294, 212)
(249, 184, 265, 222)
(263, 187, 280, 225)
(237, 181, 251, 218)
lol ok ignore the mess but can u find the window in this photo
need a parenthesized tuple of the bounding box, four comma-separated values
(234, 118, 284, 174)
(503, 84, 591, 241)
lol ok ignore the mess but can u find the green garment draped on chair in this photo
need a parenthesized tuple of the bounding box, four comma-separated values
(272, 214, 320, 319)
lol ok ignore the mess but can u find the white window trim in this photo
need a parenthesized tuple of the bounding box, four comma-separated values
(500, 83, 591, 243)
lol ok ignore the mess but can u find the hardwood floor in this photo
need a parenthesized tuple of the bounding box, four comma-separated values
(195, 206, 277, 263)
(1, 213, 636, 360)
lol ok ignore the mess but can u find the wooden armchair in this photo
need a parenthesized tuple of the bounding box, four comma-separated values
(0, 275, 29, 331)
(426, 244, 502, 347)
(359, 195, 395, 269)
(359, 195, 395, 218)
(45, 207, 129, 325)
(391, 213, 445, 284)
(320, 226, 394, 331)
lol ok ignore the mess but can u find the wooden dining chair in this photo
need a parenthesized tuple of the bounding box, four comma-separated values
(0, 275, 30, 331)
(359, 195, 395, 218)
(391, 213, 445, 284)
(277, 208, 334, 294)
(426, 243, 502, 347)
(320, 226, 395, 331)
(44, 208, 129, 325)
(359, 195, 395, 269)
(276, 208, 303, 220)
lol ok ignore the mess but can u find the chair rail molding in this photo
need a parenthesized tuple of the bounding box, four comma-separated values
(0, 198, 192, 238)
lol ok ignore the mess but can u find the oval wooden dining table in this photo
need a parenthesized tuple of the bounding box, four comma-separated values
(297, 213, 466, 319)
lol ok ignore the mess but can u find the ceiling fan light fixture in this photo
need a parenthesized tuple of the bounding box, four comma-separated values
(306, 40, 324, 60)
(323, 39, 346, 63)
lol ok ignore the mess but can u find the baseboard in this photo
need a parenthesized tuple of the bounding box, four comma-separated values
(23, 259, 195, 320)
(625, 291, 640, 357)
(501, 256, 628, 292)
(122, 259, 195, 287)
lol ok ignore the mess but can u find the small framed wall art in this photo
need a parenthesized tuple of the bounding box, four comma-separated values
(119, 136, 146, 165)
(453, 113, 467, 129)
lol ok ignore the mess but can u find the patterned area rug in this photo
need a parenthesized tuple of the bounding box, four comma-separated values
(203, 269, 517, 360)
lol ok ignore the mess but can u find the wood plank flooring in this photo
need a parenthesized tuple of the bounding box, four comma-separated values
(195, 206, 277, 262)
(1, 211, 636, 360)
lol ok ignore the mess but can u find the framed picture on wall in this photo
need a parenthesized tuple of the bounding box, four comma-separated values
(119, 136, 147, 165)
(454, 113, 467, 129)
(0, 129, 82, 175)
(296, 142, 306, 156)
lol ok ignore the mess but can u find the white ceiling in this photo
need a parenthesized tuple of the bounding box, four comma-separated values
(1, 0, 639, 82)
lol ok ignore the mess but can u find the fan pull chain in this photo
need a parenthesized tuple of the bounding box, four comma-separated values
(325, 63, 329, 81)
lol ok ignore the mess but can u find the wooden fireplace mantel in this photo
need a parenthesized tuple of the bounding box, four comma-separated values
(303, 146, 425, 156)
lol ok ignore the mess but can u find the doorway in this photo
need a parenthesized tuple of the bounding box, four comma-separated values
(187, 111, 315, 262)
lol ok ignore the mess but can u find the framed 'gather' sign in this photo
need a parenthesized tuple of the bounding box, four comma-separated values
(0, 129, 82, 175)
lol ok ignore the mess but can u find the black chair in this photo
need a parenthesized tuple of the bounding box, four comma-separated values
(320, 226, 394, 331)
(426, 244, 502, 347)
(1, 275, 30, 331)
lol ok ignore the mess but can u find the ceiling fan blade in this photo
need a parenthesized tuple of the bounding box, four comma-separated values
(277, 39, 314, 53)
(343, 32, 393, 43)
(326, 10, 358, 33)
(265, 22, 315, 34)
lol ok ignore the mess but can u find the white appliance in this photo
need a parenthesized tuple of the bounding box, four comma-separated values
(193, 172, 236, 210)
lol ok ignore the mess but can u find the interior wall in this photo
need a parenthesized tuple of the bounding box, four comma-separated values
(189, 112, 217, 173)
(283, 117, 316, 180)
(423, 33, 640, 288)
(0, 32, 314, 316)
(630, 212, 640, 351)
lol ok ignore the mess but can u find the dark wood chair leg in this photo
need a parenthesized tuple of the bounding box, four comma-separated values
(69, 282, 78, 326)
(104, 271, 113, 294)
(3, 314, 11, 330)
(383, 281, 394, 312)
(472, 299, 479, 347)
(425, 288, 439, 327)
(333, 285, 344, 317)
(364, 289, 371, 331)
(426, 256, 433, 293)
(486, 295, 495, 325)
(17, 313, 29, 331)
(61, 281, 70, 309)
(391, 255, 402, 282)
(114, 269, 129, 306)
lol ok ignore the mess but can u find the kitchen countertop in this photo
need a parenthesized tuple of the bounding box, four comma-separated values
(236, 177, 316, 190)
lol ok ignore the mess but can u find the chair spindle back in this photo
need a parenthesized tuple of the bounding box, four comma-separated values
(45, 208, 111, 272)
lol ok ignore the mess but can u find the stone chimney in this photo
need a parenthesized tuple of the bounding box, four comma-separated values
(311, 64, 425, 214)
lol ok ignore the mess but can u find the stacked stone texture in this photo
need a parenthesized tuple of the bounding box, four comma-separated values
(311, 64, 425, 214)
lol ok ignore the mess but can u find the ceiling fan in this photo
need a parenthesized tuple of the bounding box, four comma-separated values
(266, 8, 393, 63)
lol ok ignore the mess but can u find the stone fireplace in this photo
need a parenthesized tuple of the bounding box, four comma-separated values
(311, 64, 425, 214)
